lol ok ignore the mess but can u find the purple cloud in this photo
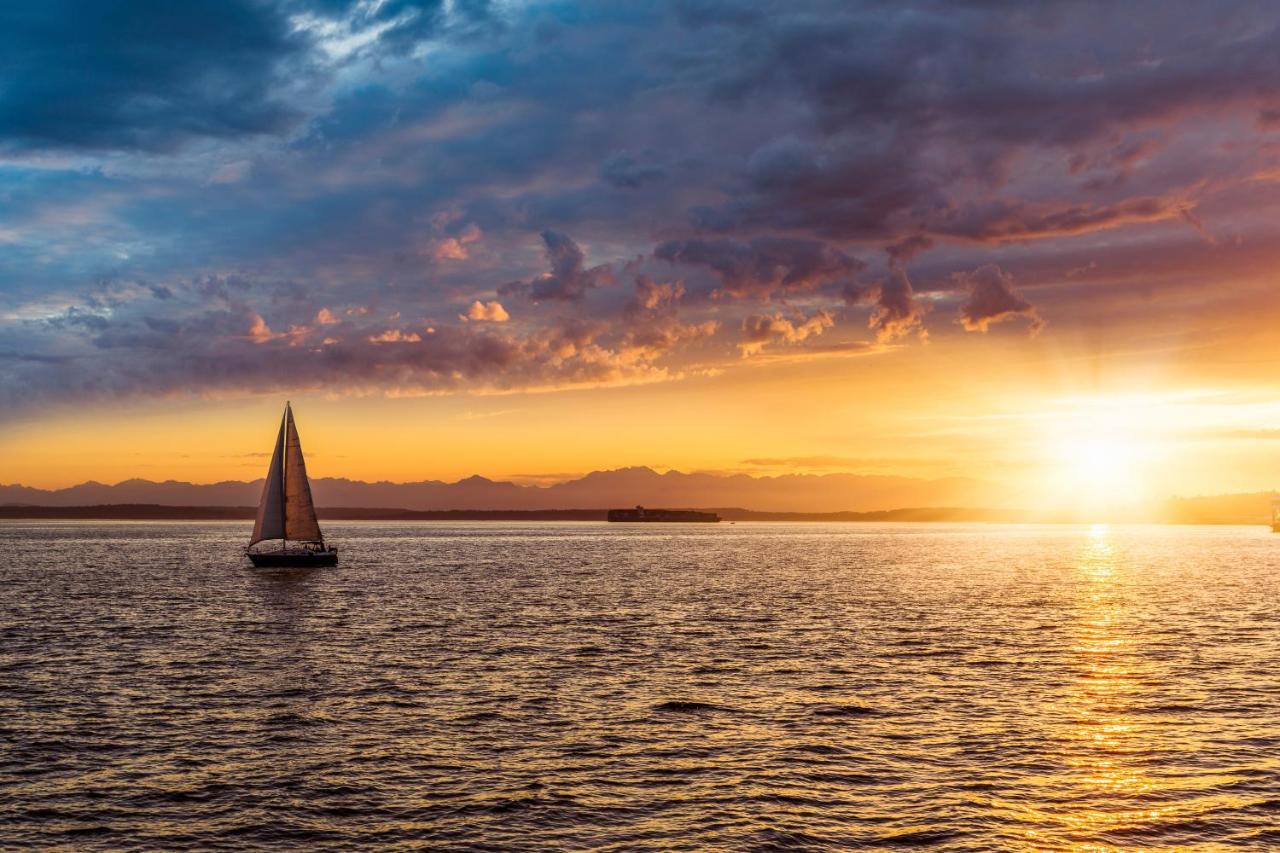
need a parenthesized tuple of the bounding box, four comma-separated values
(954, 265, 1044, 334)
(501, 231, 614, 302)
(654, 236, 863, 300)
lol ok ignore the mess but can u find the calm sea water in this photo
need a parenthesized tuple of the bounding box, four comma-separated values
(3, 521, 1280, 850)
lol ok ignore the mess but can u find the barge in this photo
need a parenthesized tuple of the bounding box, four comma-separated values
(607, 505, 720, 523)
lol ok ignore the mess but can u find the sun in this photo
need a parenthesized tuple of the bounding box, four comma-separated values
(1037, 395, 1167, 514)
(1054, 434, 1143, 496)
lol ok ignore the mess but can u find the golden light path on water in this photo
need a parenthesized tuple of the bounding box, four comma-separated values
(4, 520, 1280, 849)
(1033, 525, 1157, 848)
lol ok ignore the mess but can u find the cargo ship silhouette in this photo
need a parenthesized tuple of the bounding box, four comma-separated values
(607, 505, 720, 523)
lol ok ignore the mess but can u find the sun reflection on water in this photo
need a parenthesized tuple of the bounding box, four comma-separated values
(1048, 526, 1172, 848)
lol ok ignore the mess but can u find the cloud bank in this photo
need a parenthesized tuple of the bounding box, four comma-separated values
(4, 1, 1280, 413)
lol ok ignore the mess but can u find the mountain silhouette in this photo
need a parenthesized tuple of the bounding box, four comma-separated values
(0, 467, 1007, 513)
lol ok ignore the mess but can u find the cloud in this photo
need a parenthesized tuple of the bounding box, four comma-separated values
(741, 455, 945, 471)
(691, 134, 936, 243)
(886, 235, 934, 263)
(625, 276, 684, 315)
(432, 238, 470, 260)
(680, 4, 1280, 251)
(335, 0, 496, 56)
(369, 328, 424, 343)
(739, 310, 834, 356)
(936, 196, 1193, 244)
(432, 222, 483, 261)
(600, 152, 665, 189)
(654, 236, 863, 300)
(0, 0, 306, 153)
(954, 265, 1044, 334)
(0, 280, 707, 413)
(463, 300, 509, 322)
(7, 1, 1280, 415)
(613, 275, 717, 354)
(249, 314, 281, 344)
(862, 265, 926, 343)
(624, 317, 719, 357)
(500, 231, 613, 301)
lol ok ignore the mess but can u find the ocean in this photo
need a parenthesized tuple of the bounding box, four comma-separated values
(3, 520, 1280, 850)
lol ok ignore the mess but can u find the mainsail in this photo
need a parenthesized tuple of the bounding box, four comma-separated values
(250, 403, 323, 546)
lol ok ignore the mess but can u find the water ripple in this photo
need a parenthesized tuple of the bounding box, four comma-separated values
(4, 520, 1280, 849)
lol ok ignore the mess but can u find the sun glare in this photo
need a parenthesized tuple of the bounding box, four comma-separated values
(1038, 395, 1167, 515)
(1058, 435, 1140, 492)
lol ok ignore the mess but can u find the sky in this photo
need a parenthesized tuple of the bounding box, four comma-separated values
(5, 0, 1280, 503)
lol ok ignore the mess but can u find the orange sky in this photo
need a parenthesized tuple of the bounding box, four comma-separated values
(7, 324, 1280, 504)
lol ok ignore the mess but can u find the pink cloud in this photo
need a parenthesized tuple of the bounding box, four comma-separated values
(627, 276, 685, 314)
(462, 300, 510, 322)
(739, 310, 834, 356)
(248, 314, 279, 343)
(432, 223, 483, 261)
(369, 329, 423, 343)
(433, 238, 469, 260)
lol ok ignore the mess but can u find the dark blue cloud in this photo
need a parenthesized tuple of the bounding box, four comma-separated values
(600, 152, 666, 189)
(0, 0, 308, 153)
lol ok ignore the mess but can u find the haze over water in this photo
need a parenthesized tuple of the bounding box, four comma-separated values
(4, 520, 1280, 850)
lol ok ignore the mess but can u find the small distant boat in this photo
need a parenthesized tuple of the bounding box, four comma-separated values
(246, 403, 338, 568)
(607, 505, 720, 523)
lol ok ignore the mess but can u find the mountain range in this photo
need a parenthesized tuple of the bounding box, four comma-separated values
(0, 467, 1009, 513)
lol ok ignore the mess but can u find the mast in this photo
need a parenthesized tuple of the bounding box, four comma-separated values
(281, 401, 289, 551)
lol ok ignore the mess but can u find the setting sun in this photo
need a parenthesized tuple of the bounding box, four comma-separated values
(1034, 395, 1170, 515)
(1059, 435, 1142, 492)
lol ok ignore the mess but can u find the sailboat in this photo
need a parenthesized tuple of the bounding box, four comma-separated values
(246, 402, 338, 568)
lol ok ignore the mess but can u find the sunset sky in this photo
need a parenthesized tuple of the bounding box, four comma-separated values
(6, 1, 1280, 502)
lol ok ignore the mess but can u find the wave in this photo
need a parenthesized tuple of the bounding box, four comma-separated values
(652, 700, 730, 714)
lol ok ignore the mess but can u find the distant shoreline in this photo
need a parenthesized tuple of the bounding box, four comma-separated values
(0, 504, 1012, 522)
(0, 503, 1267, 525)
